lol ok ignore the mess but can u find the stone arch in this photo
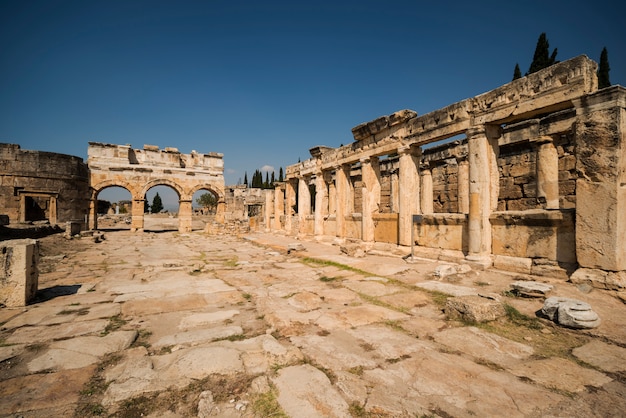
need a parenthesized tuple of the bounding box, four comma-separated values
(88, 180, 136, 230)
(188, 183, 224, 201)
(140, 179, 184, 201)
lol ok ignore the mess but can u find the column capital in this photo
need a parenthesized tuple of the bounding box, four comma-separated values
(467, 124, 502, 139)
(398, 144, 421, 156)
(360, 156, 371, 165)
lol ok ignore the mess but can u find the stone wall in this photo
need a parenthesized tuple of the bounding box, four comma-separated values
(0, 144, 90, 225)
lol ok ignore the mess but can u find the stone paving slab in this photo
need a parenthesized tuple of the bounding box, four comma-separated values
(365, 351, 565, 417)
(415, 280, 478, 296)
(507, 357, 613, 393)
(272, 364, 351, 418)
(434, 326, 534, 368)
(0, 366, 96, 416)
(120, 294, 214, 315)
(315, 304, 409, 329)
(343, 280, 405, 297)
(153, 325, 244, 348)
(27, 330, 137, 372)
(6, 319, 109, 344)
(178, 309, 240, 330)
(572, 339, 626, 373)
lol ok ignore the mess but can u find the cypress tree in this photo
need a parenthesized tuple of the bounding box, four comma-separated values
(512, 63, 522, 80)
(598, 47, 611, 89)
(527, 33, 558, 75)
(243, 172, 248, 187)
(264, 172, 270, 189)
(279, 167, 284, 182)
(270, 172, 275, 188)
(151, 192, 163, 213)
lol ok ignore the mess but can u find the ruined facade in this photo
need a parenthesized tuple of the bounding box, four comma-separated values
(264, 56, 626, 281)
(88, 143, 225, 232)
(0, 144, 90, 225)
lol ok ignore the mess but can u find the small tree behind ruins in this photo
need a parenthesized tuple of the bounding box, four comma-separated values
(151, 192, 164, 213)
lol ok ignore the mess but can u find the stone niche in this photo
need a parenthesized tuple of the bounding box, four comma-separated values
(1, 239, 39, 307)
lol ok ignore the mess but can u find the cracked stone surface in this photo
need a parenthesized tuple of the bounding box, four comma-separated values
(1, 229, 625, 417)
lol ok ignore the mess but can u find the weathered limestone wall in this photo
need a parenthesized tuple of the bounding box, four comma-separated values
(0, 144, 90, 225)
(0, 239, 38, 307)
(274, 56, 626, 280)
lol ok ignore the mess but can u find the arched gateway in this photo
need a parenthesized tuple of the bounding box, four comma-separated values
(87, 142, 225, 232)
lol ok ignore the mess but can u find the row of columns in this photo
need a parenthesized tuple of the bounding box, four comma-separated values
(272, 124, 561, 263)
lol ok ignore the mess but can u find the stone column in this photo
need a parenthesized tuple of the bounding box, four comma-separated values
(390, 169, 399, 214)
(573, 88, 626, 271)
(334, 164, 350, 239)
(328, 177, 337, 216)
(398, 145, 421, 246)
(361, 156, 380, 243)
(49, 196, 58, 224)
(264, 190, 274, 231)
(420, 165, 433, 214)
(274, 184, 285, 231)
(457, 159, 470, 214)
(285, 179, 297, 235)
(18, 195, 26, 223)
(178, 199, 193, 233)
(131, 199, 145, 232)
(215, 199, 226, 223)
(88, 196, 98, 230)
(314, 171, 328, 237)
(533, 136, 559, 209)
(298, 176, 311, 236)
(466, 125, 500, 264)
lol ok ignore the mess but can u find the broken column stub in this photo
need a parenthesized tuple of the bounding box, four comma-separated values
(541, 296, 600, 329)
(1, 239, 39, 307)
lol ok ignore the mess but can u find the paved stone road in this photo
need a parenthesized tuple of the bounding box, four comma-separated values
(1, 231, 625, 417)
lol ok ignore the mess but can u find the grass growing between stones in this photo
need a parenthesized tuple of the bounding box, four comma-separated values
(74, 353, 123, 417)
(301, 257, 372, 276)
(250, 385, 289, 418)
(102, 314, 127, 336)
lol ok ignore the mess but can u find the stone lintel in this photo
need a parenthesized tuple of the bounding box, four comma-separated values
(472, 55, 598, 125)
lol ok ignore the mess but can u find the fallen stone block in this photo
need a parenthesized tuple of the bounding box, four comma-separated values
(433, 263, 472, 278)
(570, 268, 626, 290)
(510, 280, 554, 297)
(340, 244, 366, 258)
(287, 243, 305, 253)
(541, 296, 600, 329)
(444, 295, 505, 323)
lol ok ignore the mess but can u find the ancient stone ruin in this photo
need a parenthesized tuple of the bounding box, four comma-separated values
(1, 54, 625, 285)
(262, 55, 626, 286)
(87, 142, 225, 232)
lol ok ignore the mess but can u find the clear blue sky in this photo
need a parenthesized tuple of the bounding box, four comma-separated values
(1, 1, 624, 209)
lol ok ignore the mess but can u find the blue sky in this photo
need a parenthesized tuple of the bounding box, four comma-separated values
(1, 1, 624, 209)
